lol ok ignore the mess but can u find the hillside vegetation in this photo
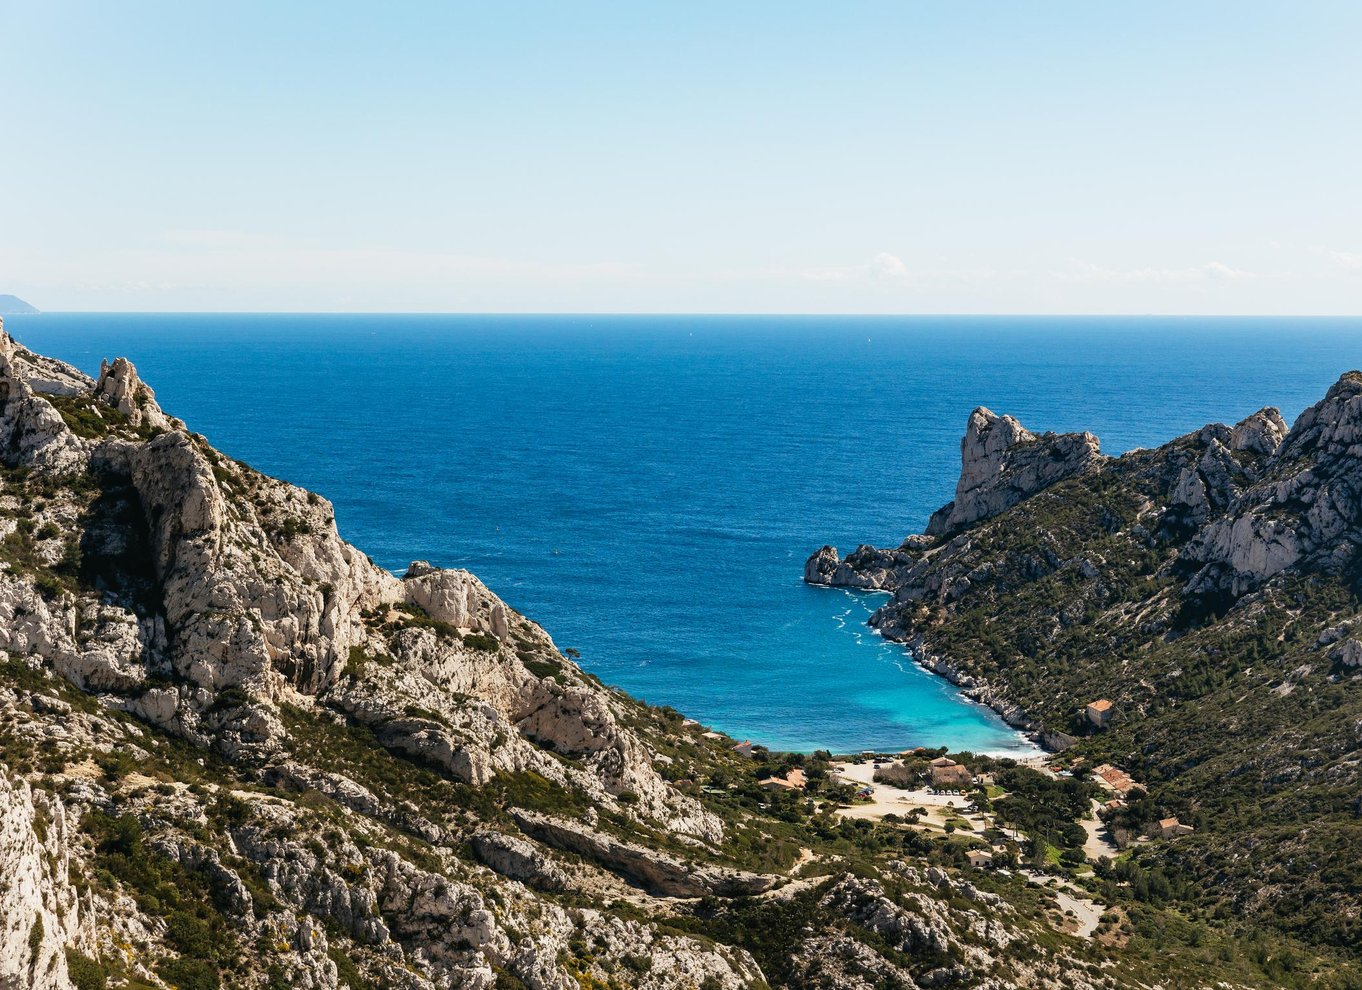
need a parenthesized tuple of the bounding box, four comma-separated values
(810, 377, 1362, 969)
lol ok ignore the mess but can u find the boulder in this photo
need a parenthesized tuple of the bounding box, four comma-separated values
(470, 831, 568, 891)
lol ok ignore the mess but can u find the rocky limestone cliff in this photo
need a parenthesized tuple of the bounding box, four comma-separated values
(1182, 374, 1362, 596)
(0, 323, 717, 841)
(806, 395, 1318, 615)
(0, 768, 91, 990)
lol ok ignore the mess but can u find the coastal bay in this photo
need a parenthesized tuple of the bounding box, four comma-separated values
(11, 312, 1361, 752)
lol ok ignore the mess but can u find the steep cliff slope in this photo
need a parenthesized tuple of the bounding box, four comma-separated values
(809, 377, 1362, 956)
(0, 324, 1210, 990)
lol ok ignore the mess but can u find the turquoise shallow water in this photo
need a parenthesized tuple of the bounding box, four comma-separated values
(9, 314, 1362, 753)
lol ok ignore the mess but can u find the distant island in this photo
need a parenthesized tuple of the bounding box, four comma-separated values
(0, 293, 39, 315)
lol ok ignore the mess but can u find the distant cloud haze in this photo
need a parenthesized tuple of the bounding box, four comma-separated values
(870, 252, 910, 280)
(1314, 247, 1362, 272)
(799, 252, 911, 283)
(1058, 261, 1257, 284)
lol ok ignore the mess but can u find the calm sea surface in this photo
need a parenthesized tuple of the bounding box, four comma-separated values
(9, 314, 1362, 753)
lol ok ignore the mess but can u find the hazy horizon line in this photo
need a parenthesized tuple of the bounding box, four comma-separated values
(8, 310, 1362, 320)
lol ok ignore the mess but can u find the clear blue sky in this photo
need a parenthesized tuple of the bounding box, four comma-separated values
(2, 1, 1360, 313)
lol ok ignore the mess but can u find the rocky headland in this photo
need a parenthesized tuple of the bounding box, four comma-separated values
(808, 374, 1362, 964)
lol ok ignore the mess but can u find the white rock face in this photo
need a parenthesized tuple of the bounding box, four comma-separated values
(1332, 640, 1362, 668)
(0, 323, 93, 396)
(511, 811, 778, 898)
(95, 356, 172, 430)
(1169, 412, 1288, 529)
(1185, 374, 1362, 595)
(1230, 407, 1288, 455)
(403, 561, 509, 641)
(1185, 514, 1303, 595)
(0, 332, 90, 475)
(0, 770, 88, 990)
(925, 408, 1103, 537)
(470, 831, 569, 891)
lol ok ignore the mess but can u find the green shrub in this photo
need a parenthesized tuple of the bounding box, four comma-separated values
(463, 631, 501, 653)
(327, 945, 372, 989)
(522, 658, 561, 682)
(156, 957, 219, 990)
(65, 950, 107, 990)
(344, 645, 368, 680)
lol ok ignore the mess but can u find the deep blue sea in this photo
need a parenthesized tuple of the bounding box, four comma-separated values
(8, 314, 1362, 754)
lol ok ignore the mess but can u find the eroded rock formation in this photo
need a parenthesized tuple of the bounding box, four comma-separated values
(925, 408, 1103, 538)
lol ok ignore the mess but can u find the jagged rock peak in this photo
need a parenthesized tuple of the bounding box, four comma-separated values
(1273, 370, 1362, 464)
(95, 355, 171, 430)
(1229, 406, 1287, 456)
(925, 406, 1104, 537)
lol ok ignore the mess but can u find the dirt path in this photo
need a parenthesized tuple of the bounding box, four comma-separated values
(1053, 887, 1104, 938)
(1021, 870, 1105, 939)
(1080, 799, 1120, 863)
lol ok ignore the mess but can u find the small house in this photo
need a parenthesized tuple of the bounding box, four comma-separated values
(1086, 699, 1114, 729)
(732, 740, 754, 758)
(760, 768, 807, 792)
(1150, 817, 1194, 839)
(1093, 764, 1143, 798)
(966, 849, 993, 868)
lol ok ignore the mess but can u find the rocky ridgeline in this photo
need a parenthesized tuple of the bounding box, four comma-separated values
(806, 375, 1362, 627)
(803, 388, 1344, 730)
(0, 325, 715, 839)
(0, 325, 1126, 990)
